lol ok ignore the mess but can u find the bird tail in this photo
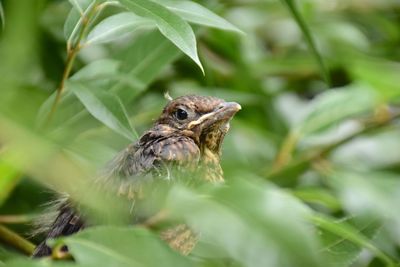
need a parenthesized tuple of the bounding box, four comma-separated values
(31, 200, 84, 257)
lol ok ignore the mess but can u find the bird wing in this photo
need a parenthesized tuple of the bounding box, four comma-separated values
(32, 130, 200, 257)
(109, 133, 200, 178)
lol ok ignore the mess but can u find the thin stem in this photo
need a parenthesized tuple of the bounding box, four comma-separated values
(0, 214, 35, 224)
(44, 2, 100, 125)
(46, 51, 77, 124)
(0, 224, 35, 255)
(281, 0, 331, 86)
(272, 131, 299, 171)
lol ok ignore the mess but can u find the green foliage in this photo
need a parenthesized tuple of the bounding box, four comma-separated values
(1, 0, 400, 267)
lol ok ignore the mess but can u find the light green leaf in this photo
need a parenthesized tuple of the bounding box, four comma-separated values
(68, 0, 88, 14)
(118, 0, 203, 73)
(298, 85, 378, 136)
(58, 226, 194, 267)
(69, 81, 136, 140)
(310, 214, 392, 267)
(64, 0, 93, 42)
(153, 0, 242, 33)
(0, 159, 20, 207)
(6, 259, 77, 267)
(112, 30, 181, 102)
(71, 58, 121, 82)
(36, 59, 120, 126)
(330, 170, 400, 236)
(167, 178, 322, 267)
(292, 188, 341, 212)
(42, 30, 180, 134)
(86, 12, 155, 45)
(350, 57, 400, 102)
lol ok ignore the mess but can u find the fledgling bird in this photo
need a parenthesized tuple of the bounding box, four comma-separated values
(32, 95, 241, 257)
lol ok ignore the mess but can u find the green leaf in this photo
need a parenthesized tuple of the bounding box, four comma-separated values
(350, 57, 400, 102)
(0, 159, 20, 207)
(329, 171, 400, 236)
(118, 0, 203, 73)
(69, 81, 136, 140)
(68, 0, 88, 14)
(292, 188, 341, 212)
(280, 0, 330, 86)
(310, 214, 393, 267)
(58, 226, 194, 267)
(42, 30, 180, 135)
(5, 259, 77, 267)
(167, 178, 323, 267)
(298, 85, 378, 136)
(153, 0, 242, 33)
(36, 59, 120, 126)
(112, 30, 181, 102)
(71, 58, 121, 82)
(86, 12, 155, 45)
(64, 0, 93, 42)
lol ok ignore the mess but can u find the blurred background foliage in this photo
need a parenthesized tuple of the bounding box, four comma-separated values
(1, 0, 400, 266)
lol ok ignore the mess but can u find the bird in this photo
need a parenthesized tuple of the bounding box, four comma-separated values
(32, 94, 241, 257)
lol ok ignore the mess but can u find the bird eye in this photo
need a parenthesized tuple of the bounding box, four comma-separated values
(175, 108, 188, 120)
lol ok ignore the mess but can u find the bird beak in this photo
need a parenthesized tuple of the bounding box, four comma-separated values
(188, 102, 241, 129)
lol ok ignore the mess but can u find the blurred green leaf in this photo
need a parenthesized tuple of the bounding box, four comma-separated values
(311, 214, 392, 267)
(118, 0, 203, 73)
(6, 259, 77, 267)
(57, 226, 194, 267)
(69, 81, 136, 141)
(350, 58, 400, 102)
(0, 160, 19, 207)
(292, 188, 341, 212)
(86, 12, 154, 45)
(153, 0, 243, 33)
(329, 171, 400, 235)
(167, 179, 322, 267)
(298, 85, 378, 136)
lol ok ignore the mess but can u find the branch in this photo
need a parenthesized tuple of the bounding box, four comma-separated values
(0, 224, 35, 255)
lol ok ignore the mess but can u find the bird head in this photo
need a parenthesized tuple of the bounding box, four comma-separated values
(156, 95, 241, 155)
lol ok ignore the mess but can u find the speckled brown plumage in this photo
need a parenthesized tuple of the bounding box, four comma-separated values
(32, 95, 241, 257)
